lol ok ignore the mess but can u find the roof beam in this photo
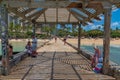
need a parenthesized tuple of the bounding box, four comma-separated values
(8, 7, 31, 22)
(31, 8, 47, 21)
(43, 11, 46, 23)
(71, 9, 86, 19)
(27, 9, 45, 18)
(116, 2, 120, 8)
(78, 8, 101, 21)
(68, 11, 71, 23)
(3, 1, 72, 8)
(67, 9, 79, 22)
(67, 9, 87, 26)
(22, 8, 36, 14)
(56, 8, 58, 23)
(2, 0, 120, 8)
(36, 22, 78, 25)
(70, 9, 92, 23)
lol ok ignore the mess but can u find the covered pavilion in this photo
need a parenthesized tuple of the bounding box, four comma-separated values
(0, 0, 120, 77)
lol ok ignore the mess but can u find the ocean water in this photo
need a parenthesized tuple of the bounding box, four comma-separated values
(0, 41, 43, 56)
(0, 42, 27, 55)
(81, 45, 120, 65)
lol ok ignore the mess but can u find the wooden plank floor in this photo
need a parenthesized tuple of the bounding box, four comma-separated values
(0, 39, 115, 80)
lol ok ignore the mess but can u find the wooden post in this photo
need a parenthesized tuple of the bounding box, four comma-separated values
(103, 7, 111, 74)
(78, 23, 81, 53)
(32, 20, 36, 36)
(0, 3, 9, 75)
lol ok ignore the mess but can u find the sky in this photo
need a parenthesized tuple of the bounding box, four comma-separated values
(82, 8, 120, 31)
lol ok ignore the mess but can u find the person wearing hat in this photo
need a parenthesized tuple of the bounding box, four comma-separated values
(91, 45, 101, 68)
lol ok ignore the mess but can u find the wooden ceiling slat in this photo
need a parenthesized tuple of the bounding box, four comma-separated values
(43, 11, 46, 23)
(4, 0, 119, 25)
(56, 8, 58, 23)
(33, 9, 47, 21)
(22, 8, 35, 14)
(8, 7, 31, 22)
(27, 9, 45, 18)
(78, 8, 101, 22)
(67, 9, 79, 22)
(67, 9, 87, 26)
(68, 11, 71, 23)
(70, 9, 90, 23)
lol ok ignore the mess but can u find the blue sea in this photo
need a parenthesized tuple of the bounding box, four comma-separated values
(81, 45, 120, 65)
(0, 42, 26, 55)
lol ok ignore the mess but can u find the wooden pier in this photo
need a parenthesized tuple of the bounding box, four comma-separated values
(0, 39, 115, 80)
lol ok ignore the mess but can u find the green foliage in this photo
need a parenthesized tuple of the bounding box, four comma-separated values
(7, 23, 120, 39)
(26, 31, 33, 38)
(86, 29, 103, 38)
(37, 34, 50, 39)
(111, 30, 120, 38)
(57, 29, 71, 37)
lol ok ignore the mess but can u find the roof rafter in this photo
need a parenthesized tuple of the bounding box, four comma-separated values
(8, 7, 32, 22)
(67, 9, 87, 26)
(2, 0, 120, 8)
(43, 11, 46, 23)
(71, 9, 93, 23)
(77, 8, 101, 22)
(56, 8, 58, 23)
(32, 8, 47, 21)
(27, 9, 45, 18)
(36, 22, 78, 25)
(22, 8, 36, 14)
(68, 11, 71, 23)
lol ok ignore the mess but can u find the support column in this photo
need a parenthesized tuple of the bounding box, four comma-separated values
(78, 23, 81, 53)
(103, 7, 112, 74)
(33, 23, 35, 36)
(0, 3, 9, 75)
(32, 20, 36, 36)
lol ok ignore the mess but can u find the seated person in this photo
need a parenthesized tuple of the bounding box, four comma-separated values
(8, 44, 13, 59)
(93, 58, 103, 73)
(25, 41, 32, 56)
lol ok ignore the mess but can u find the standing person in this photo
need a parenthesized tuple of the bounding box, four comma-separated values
(63, 36, 67, 45)
(91, 46, 101, 68)
(25, 41, 32, 56)
(55, 36, 57, 43)
(31, 36, 38, 57)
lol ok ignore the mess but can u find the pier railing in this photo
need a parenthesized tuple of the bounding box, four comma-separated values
(0, 40, 50, 75)
(65, 40, 120, 80)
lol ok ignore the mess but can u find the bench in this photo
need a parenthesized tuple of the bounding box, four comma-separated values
(0, 50, 28, 74)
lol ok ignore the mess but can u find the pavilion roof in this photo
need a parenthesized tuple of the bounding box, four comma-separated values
(1, 0, 120, 26)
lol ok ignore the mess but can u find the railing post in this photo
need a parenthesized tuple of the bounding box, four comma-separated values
(78, 23, 81, 53)
(102, 3, 112, 74)
(32, 20, 36, 36)
(0, 3, 9, 75)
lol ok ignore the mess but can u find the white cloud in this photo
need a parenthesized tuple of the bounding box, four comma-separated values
(112, 8, 119, 12)
(90, 25, 103, 30)
(99, 16, 104, 20)
(91, 25, 96, 29)
(111, 22, 120, 27)
(87, 22, 93, 25)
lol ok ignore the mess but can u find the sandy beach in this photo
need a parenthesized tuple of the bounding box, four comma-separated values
(0, 39, 49, 44)
(67, 38, 120, 46)
(1, 38, 119, 46)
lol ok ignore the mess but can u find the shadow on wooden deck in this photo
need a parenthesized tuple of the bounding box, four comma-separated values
(0, 51, 115, 80)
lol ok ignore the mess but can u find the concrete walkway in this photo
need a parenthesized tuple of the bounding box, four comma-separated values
(0, 39, 115, 80)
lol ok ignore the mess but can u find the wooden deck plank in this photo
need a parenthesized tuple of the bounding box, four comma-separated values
(0, 39, 115, 80)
